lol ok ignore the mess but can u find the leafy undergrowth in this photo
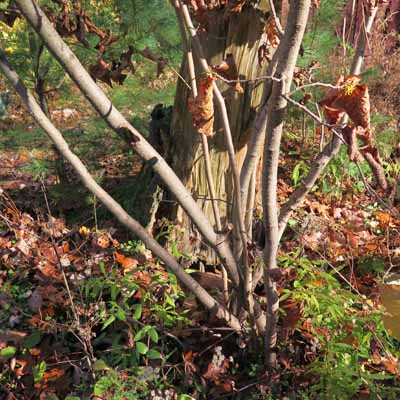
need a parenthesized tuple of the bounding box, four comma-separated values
(2, 172, 400, 400)
(1, 67, 400, 397)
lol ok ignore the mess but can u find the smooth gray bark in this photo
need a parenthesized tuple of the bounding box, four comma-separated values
(262, 0, 311, 366)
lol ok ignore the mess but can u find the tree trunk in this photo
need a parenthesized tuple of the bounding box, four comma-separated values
(166, 3, 271, 260)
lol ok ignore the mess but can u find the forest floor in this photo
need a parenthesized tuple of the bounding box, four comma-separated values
(1, 67, 400, 399)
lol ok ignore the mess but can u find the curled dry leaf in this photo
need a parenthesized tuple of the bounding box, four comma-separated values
(95, 29, 120, 54)
(330, 76, 370, 129)
(320, 75, 387, 189)
(183, 351, 197, 373)
(258, 16, 280, 66)
(89, 47, 135, 88)
(188, 75, 215, 136)
(281, 296, 304, 340)
(212, 53, 244, 93)
(89, 59, 112, 87)
(114, 251, 139, 272)
(264, 16, 280, 48)
(300, 92, 313, 105)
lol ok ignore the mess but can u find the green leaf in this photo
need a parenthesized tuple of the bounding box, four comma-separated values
(102, 314, 116, 330)
(165, 292, 175, 308)
(0, 346, 16, 360)
(33, 360, 47, 383)
(111, 283, 118, 301)
(134, 328, 146, 341)
(178, 395, 196, 400)
(147, 349, 161, 359)
(94, 378, 109, 396)
(148, 327, 159, 343)
(132, 304, 142, 320)
(24, 331, 41, 349)
(93, 359, 111, 371)
(292, 163, 301, 186)
(116, 307, 126, 321)
(99, 261, 106, 275)
(135, 341, 148, 355)
(65, 397, 80, 400)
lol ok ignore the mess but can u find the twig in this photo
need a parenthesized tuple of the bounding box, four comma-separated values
(286, 81, 340, 96)
(39, 179, 96, 374)
(43, 74, 67, 94)
(268, 0, 284, 36)
(166, 60, 192, 91)
(354, 162, 394, 212)
(212, 71, 283, 85)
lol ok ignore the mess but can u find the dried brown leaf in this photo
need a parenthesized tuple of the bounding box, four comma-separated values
(212, 53, 243, 93)
(114, 251, 139, 272)
(188, 75, 215, 136)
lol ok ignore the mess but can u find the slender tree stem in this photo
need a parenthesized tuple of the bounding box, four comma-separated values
(262, 0, 311, 366)
(240, 49, 281, 226)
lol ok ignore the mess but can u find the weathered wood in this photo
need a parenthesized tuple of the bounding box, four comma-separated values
(167, 3, 271, 260)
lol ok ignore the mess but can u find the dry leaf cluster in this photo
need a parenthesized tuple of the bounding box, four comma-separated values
(320, 75, 387, 189)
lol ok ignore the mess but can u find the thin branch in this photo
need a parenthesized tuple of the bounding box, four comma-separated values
(282, 94, 347, 143)
(278, 134, 342, 238)
(239, 46, 281, 231)
(350, 4, 378, 73)
(262, 0, 311, 366)
(166, 60, 192, 91)
(212, 71, 283, 85)
(268, 0, 284, 36)
(286, 81, 340, 95)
